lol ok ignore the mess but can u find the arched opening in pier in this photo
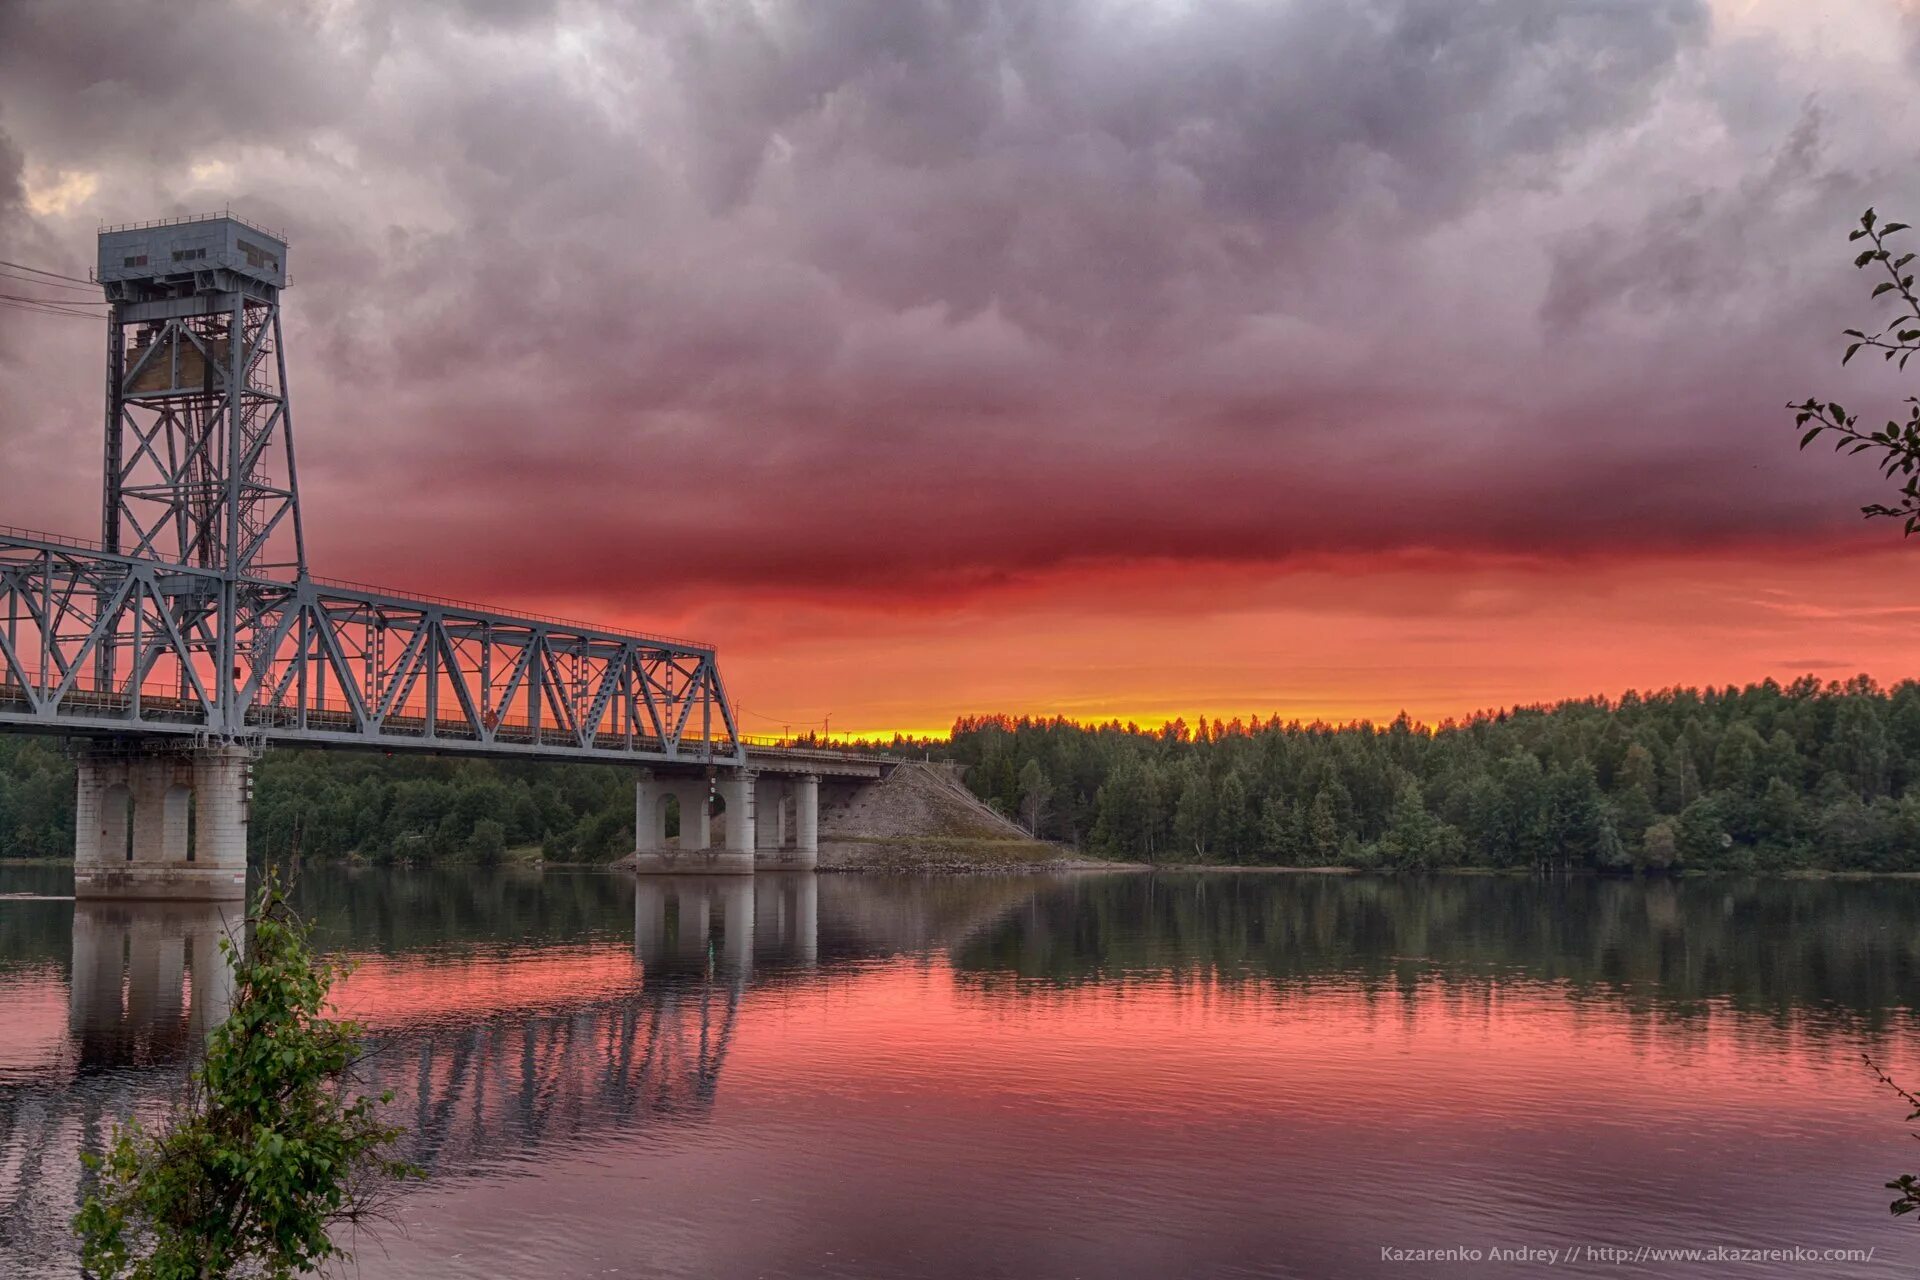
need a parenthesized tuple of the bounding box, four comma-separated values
(658, 793, 680, 845)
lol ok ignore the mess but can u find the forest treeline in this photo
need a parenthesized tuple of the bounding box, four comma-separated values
(948, 676, 1920, 871)
(4, 676, 1920, 871)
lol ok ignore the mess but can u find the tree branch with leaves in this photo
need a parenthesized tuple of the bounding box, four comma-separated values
(1864, 1055, 1920, 1219)
(1791, 208, 1920, 533)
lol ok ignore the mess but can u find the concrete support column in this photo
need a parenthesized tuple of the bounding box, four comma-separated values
(75, 743, 250, 901)
(793, 773, 819, 869)
(678, 779, 712, 852)
(633, 769, 654, 853)
(190, 747, 250, 873)
(72, 752, 122, 869)
(754, 775, 788, 853)
(753, 774, 817, 870)
(718, 770, 756, 854)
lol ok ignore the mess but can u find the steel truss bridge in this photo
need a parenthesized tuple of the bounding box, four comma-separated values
(0, 524, 742, 766)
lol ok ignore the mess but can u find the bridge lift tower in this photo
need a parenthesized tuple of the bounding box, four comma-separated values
(0, 215, 748, 899)
(79, 216, 302, 899)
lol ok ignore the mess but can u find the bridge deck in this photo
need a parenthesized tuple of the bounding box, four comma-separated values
(0, 684, 883, 775)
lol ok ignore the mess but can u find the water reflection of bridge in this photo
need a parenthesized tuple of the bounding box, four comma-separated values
(0, 871, 1039, 1254)
(367, 873, 1046, 1176)
(369, 875, 819, 1177)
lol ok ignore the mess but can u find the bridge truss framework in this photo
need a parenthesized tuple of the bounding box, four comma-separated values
(0, 526, 741, 764)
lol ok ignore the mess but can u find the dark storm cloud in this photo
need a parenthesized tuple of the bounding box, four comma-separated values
(0, 0, 1907, 609)
(1539, 104, 1843, 332)
(0, 121, 27, 362)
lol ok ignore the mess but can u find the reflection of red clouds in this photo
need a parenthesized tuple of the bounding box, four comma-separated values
(721, 965, 1914, 1137)
(328, 946, 641, 1027)
(0, 970, 67, 1077)
(322, 954, 1917, 1133)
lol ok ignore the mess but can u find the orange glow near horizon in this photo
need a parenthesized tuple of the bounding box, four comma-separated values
(598, 540, 1920, 739)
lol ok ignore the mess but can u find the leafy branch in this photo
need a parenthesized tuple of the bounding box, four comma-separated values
(1790, 208, 1920, 534)
(1864, 1054, 1920, 1219)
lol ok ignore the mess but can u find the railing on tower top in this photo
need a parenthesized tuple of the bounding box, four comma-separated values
(97, 209, 287, 240)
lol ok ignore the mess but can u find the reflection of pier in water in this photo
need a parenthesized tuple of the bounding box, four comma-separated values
(0, 902, 243, 1269)
(0, 872, 1041, 1266)
(68, 902, 242, 1067)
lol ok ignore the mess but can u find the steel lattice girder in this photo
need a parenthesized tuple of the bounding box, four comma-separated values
(0, 530, 743, 766)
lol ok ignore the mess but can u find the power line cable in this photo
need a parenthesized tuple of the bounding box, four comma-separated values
(0, 290, 105, 309)
(0, 296, 103, 319)
(0, 258, 93, 286)
(737, 705, 828, 727)
(0, 289, 102, 308)
(0, 267, 96, 294)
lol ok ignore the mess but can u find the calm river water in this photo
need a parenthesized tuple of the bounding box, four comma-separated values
(3, 865, 1920, 1278)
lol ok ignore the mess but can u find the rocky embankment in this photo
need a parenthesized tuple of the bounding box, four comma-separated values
(819, 762, 1063, 873)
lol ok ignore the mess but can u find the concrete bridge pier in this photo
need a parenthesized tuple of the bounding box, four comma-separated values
(717, 769, 757, 858)
(73, 742, 252, 901)
(632, 769, 752, 874)
(753, 773, 819, 871)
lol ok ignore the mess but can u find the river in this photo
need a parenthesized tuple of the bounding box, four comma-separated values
(2, 865, 1918, 1277)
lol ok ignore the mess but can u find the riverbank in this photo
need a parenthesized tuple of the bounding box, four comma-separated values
(17, 852, 1920, 879)
(819, 836, 1065, 875)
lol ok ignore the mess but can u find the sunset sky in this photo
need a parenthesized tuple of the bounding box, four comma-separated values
(4, 0, 1920, 735)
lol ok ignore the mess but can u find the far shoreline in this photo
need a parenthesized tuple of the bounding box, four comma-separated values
(10, 856, 1920, 881)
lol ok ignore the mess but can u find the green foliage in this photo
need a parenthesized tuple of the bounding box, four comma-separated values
(72, 873, 418, 1278)
(0, 736, 77, 857)
(469, 818, 507, 865)
(244, 752, 637, 865)
(1016, 758, 1052, 835)
(1791, 208, 1920, 533)
(1866, 1056, 1920, 1221)
(943, 676, 1920, 871)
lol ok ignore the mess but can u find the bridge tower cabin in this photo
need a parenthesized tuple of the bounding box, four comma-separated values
(75, 214, 295, 900)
